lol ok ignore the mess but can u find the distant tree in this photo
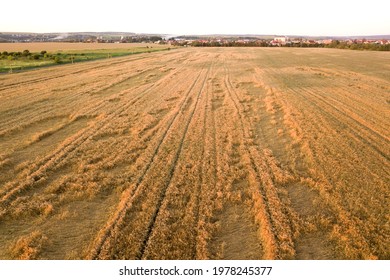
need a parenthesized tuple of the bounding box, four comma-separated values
(350, 44, 359, 50)
(191, 41, 201, 47)
(380, 44, 390, 51)
(22, 50, 30, 57)
(338, 42, 348, 49)
(53, 56, 62, 64)
(32, 54, 40, 60)
(149, 36, 162, 42)
(40, 50, 47, 55)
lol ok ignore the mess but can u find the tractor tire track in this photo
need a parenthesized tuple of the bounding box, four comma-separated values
(222, 62, 295, 259)
(138, 62, 212, 259)
(88, 64, 210, 259)
(0, 61, 187, 210)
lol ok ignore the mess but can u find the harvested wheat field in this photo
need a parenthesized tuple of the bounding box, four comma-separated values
(0, 47, 389, 260)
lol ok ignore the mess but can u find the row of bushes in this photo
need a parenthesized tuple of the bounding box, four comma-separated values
(325, 42, 390, 51)
(1, 50, 47, 59)
(190, 41, 390, 51)
(1, 50, 52, 61)
(0, 50, 83, 64)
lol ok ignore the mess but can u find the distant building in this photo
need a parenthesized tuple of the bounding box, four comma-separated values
(321, 39, 333, 45)
(274, 36, 288, 43)
(272, 36, 290, 46)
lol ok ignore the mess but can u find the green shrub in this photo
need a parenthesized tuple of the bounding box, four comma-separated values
(53, 56, 62, 64)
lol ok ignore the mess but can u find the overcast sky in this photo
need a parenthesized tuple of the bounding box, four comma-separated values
(1, 0, 389, 36)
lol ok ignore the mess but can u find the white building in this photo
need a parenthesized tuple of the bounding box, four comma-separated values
(274, 36, 288, 43)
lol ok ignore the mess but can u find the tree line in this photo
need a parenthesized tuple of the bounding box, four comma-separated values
(188, 40, 390, 51)
(0, 50, 80, 64)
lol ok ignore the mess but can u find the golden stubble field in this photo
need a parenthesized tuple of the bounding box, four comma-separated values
(0, 47, 389, 260)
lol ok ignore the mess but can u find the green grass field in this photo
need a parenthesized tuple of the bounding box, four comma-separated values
(0, 45, 172, 73)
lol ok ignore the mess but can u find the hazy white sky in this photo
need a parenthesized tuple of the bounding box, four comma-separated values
(1, 0, 389, 36)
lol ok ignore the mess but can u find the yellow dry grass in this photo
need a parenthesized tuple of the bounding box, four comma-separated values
(0, 47, 389, 260)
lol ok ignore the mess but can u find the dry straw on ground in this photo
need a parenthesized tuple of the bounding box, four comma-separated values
(0, 47, 389, 259)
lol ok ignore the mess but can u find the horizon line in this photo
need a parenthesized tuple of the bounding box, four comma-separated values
(1, 31, 390, 38)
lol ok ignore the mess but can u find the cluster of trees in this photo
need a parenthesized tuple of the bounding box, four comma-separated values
(0, 50, 70, 63)
(325, 40, 390, 51)
(189, 40, 390, 51)
(125, 36, 163, 43)
(0, 50, 47, 60)
(190, 41, 269, 47)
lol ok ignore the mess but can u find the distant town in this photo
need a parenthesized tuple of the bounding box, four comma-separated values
(1, 32, 389, 51)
